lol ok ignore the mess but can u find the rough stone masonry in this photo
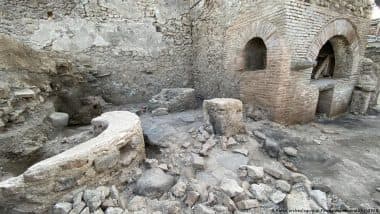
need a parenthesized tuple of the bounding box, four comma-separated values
(0, 0, 375, 124)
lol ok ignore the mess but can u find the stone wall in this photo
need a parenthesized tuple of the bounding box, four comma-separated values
(191, 0, 370, 124)
(0, 0, 193, 104)
(0, 111, 145, 213)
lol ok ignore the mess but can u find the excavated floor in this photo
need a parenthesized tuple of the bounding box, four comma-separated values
(137, 108, 380, 208)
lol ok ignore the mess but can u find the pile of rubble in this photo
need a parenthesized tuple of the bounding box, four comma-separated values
(51, 98, 352, 214)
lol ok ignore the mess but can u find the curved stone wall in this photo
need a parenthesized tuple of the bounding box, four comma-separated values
(0, 111, 146, 213)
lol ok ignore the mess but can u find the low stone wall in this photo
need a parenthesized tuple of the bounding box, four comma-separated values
(0, 111, 146, 213)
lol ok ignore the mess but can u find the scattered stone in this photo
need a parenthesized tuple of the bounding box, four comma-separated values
(213, 205, 229, 214)
(241, 165, 264, 180)
(232, 148, 249, 156)
(270, 190, 287, 204)
(276, 180, 291, 193)
(203, 98, 245, 137)
(69, 201, 86, 214)
(72, 192, 83, 207)
(83, 189, 102, 212)
(171, 180, 187, 197)
(253, 130, 266, 141)
(97, 186, 110, 200)
(283, 147, 298, 157)
(286, 188, 311, 211)
(227, 137, 238, 147)
(199, 137, 216, 156)
(145, 159, 159, 168)
(128, 196, 147, 212)
(250, 184, 272, 201)
(236, 199, 259, 210)
(179, 114, 196, 123)
(281, 160, 298, 172)
(192, 153, 205, 169)
(220, 178, 244, 197)
(158, 163, 169, 171)
(264, 167, 283, 179)
(104, 207, 123, 214)
(93, 209, 104, 214)
(185, 191, 200, 207)
(193, 204, 216, 214)
(101, 198, 118, 208)
(135, 168, 175, 197)
(49, 112, 69, 128)
(264, 138, 280, 158)
(310, 190, 328, 210)
(14, 88, 36, 99)
(312, 184, 331, 193)
(79, 207, 90, 214)
(53, 202, 73, 214)
(152, 108, 169, 116)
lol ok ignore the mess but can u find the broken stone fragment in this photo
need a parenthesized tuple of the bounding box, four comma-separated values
(93, 209, 105, 214)
(203, 98, 245, 137)
(49, 112, 69, 128)
(128, 196, 147, 212)
(226, 137, 238, 147)
(286, 187, 311, 211)
(253, 130, 266, 141)
(171, 180, 187, 197)
(53, 202, 73, 214)
(270, 190, 287, 204)
(83, 189, 103, 212)
(80, 207, 90, 214)
(263, 138, 280, 158)
(135, 168, 175, 197)
(275, 180, 291, 193)
(310, 190, 328, 210)
(69, 201, 85, 214)
(199, 137, 216, 156)
(185, 190, 200, 207)
(193, 204, 216, 214)
(104, 207, 123, 214)
(14, 88, 36, 99)
(220, 178, 244, 198)
(72, 191, 83, 207)
(152, 107, 169, 116)
(264, 166, 284, 179)
(283, 147, 298, 157)
(250, 183, 272, 201)
(240, 165, 264, 180)
(191, 153, 205, 169)
(236, 199, 259, 210)
(232, 148, 249, 156)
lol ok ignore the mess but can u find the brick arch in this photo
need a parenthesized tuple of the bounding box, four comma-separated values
(307, 19, 360, 78)
(223, 20, 288, 72)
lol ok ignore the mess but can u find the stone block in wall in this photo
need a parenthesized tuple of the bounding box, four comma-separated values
(149, 88, 197, 112)
(203, 98, 245, 137)
(0, 111, 145, 213)
(350, 90, 372, 115)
